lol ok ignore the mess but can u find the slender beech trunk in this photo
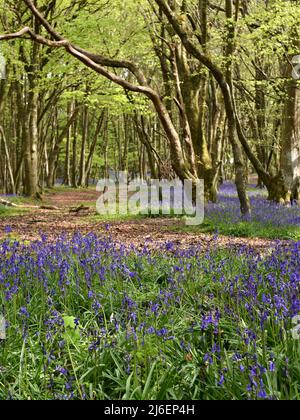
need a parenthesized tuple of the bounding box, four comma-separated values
(224, 0, 251, 217)
(24, 69, 39, 197)
(78, 105, 88, 187)
(273, 62, 300, 203)
(71, 109, 78, 188)
(0, 126, 16, 194)
(85, 110, 105, 182)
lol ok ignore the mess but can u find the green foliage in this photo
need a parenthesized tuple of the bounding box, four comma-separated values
(63, 315, 81, 345)
(172, 219, 300, 241)
(243, 0, 300, 57)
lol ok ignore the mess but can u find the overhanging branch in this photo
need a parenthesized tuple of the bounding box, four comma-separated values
(0, 28, 157, 101)
(22, 0, 149, 86)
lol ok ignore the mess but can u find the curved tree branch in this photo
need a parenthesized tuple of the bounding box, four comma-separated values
(0, 27, 154, 97)
(22, 0, 148, 86)
(0, 3, 193, 181)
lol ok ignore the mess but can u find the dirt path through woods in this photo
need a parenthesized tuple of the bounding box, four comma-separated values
(0, 189, 287, 254)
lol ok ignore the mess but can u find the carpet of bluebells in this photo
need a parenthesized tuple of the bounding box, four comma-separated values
(0, 232, 299, 400)
(205, 182, 300, 229)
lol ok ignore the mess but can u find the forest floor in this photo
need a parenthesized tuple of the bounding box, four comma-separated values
(0, 188, 288, 255)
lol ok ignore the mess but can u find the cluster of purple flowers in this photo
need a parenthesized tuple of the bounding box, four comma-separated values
(205, 182, 300, 227)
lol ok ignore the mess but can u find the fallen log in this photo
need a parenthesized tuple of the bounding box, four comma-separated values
(1, 198, 62, 211)
(1, 198, 60, 210)
(39, 205, 60, 211)
(0, 198, 19, 207)
(69, 204, 90, 213)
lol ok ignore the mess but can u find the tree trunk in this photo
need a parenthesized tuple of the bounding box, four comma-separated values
(225, 0, 251, 217)
(0, 126, 16, 194)
(279, 63, 300, 203)
(24, 73, 39, 197)
(78, 105, 88, 187)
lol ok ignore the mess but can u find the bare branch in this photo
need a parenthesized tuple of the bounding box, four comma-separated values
(0, 27, 69, 47)
(0, 27, 31, 40)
